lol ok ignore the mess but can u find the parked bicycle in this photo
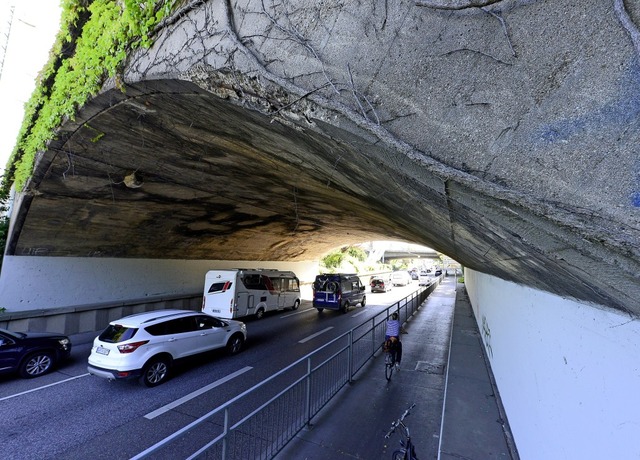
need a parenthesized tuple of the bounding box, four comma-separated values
(385, 403, 418, 460)
(384, 337, 400, 381)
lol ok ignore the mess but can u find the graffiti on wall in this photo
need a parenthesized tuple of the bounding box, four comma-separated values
(481, 315, 494, 359)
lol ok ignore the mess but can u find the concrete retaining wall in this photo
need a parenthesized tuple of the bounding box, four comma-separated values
(465, 269, 640, 459)
(0, 293, 202, 335)
(0, 256, 320, 334)
(0, 256, 319, 312)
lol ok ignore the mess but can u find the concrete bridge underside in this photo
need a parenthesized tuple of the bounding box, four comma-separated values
(6, 0, 640, 315)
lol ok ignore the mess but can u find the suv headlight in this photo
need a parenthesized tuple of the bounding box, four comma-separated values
(58, 338, 71, 350)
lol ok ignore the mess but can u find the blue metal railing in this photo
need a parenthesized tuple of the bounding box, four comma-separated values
(131, 281, 438, 460)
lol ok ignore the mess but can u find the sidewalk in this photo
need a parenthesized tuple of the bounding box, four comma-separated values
(274, 277, 518, 460)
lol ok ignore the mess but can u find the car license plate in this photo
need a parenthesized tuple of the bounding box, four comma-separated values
(96, 346, 110, 356)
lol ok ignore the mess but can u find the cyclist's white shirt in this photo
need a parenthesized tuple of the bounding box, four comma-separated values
(386, 320, 400, 337)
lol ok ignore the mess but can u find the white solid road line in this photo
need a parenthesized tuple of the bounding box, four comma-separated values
(144, 366, 253, 420)
(0, 373, 90, 402)
(298, 327, 334, 344)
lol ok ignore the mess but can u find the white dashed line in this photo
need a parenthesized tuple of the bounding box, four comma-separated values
(280, 308, 315, 318)
(350, 309, 369, 318)
(0, 373, 90, 402)
(144, 366, 253, 419)
(298, 327, 334, 344)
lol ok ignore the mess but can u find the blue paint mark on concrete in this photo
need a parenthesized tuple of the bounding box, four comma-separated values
(535, 60, 640, 145)
(532, 58, 640, 208)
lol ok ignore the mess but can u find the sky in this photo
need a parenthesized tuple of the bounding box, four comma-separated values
(0, 0, 61, 177)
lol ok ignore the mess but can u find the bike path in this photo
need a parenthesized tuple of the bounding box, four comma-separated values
(274, 276, 517, 459)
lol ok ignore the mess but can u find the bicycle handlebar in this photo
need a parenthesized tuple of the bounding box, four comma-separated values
(384, 403, 416, 438)
(400, 403, 416, 421)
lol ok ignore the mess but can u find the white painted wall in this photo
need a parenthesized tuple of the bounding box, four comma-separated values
(465, 269, 640, 460)
(0, 256, 319, 311)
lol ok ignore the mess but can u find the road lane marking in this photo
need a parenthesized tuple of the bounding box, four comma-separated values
(350, 309, 369, 318)
(298, 327, 334, 344)
(280, 308, 315, 318)
(144, 366, 253, 420)
(0, 373, 90, 402)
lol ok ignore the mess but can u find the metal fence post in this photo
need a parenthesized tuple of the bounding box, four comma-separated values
(372, 316, 376, 357)
(305, 357, 312, 427)
(222, 407, 229, 460)
(348, 330, 354, 383)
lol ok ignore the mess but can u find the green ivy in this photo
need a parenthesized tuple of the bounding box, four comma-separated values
(0, 0, 177, 263)
(2, 0, 178, 195)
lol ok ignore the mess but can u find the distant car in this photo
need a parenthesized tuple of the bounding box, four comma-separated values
(434, 269, 443, 277)
(87, 309, 247, 387)
(418, 270, 431, 286)
(391, 271, 411, 286)
(410, 270, 419, 280)
(0, 328, 72, 378)
(370, 277, 392, 293)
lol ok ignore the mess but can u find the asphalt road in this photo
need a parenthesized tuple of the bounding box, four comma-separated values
(0, 283, 422, 460)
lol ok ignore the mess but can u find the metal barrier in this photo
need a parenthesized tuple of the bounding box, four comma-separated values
(131, 281, 438, 460)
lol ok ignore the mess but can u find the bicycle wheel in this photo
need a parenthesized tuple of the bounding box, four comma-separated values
(391, 449, 406, 460)
(385, 359, 394, 381)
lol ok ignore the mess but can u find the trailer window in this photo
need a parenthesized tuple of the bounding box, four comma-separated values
(270, 277, 282, 291)
(283, 278, 300, 292)
(208, 281, 233, 294)
(243, 275, 267, 289)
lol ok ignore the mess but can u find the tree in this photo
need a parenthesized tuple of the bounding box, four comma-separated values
(321, 252, 345, 270)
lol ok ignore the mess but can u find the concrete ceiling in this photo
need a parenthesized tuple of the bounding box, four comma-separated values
(7, 0, 640, 315)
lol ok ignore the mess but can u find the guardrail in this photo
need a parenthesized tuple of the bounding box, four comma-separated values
(131, 280, 439, 460)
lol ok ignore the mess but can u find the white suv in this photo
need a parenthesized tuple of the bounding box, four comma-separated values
(87, 309, 247, 387)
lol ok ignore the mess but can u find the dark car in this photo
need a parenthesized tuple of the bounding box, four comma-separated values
(0, 328, 72, 378)
(370, 277, 392, 293)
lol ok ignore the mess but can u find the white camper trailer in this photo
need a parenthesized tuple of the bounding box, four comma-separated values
(202, 269, 301, 319)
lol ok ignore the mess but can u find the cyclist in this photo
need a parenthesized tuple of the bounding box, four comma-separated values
(385, 312, 403, 369)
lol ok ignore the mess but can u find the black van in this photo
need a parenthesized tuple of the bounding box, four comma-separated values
(312, 273, 366, 313)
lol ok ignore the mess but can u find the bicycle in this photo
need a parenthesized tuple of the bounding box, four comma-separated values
(385, 403, 418, 460)
(384, 338, 399, 381)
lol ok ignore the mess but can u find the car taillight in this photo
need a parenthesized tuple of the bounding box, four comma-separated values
(117, 340, 149, 353)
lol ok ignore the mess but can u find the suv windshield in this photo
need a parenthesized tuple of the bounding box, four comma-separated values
(99, 324, 138, 343)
